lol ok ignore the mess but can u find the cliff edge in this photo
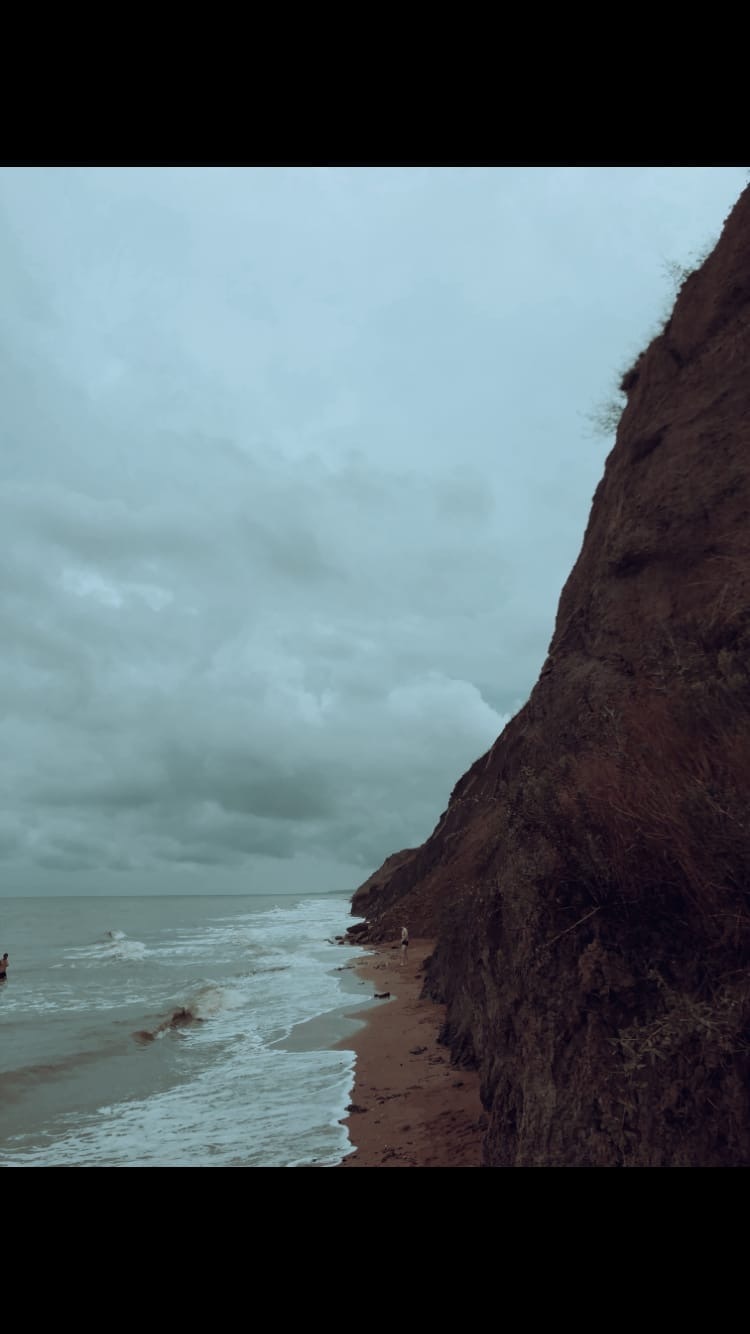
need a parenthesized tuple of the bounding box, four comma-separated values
(349, 185, 750, 1167)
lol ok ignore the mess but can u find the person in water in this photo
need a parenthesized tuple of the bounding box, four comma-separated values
(0, 953, 8, 980)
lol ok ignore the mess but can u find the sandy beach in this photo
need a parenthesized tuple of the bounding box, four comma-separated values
(334, 938, 486, 1167)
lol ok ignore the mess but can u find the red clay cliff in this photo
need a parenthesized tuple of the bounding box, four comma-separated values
(348, 185, 750, 1167)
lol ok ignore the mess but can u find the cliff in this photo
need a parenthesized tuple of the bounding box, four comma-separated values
(349, 184, 750, 1166)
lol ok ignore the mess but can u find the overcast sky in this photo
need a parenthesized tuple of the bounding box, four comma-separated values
(1, 165, 746, 896)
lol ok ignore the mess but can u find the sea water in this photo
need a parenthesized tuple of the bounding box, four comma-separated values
(0, 894, 371, 1167)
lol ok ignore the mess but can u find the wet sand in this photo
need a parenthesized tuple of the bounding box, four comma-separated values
(333, 938, 486, 1167)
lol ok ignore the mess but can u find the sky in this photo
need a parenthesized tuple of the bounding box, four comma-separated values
(1, 165, 747, 896)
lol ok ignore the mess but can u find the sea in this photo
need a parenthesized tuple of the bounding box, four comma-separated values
(0, 893, 374, 1168)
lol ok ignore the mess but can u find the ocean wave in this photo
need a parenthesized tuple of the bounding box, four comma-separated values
(70, 932, 147, 964)
(132, 982, 243, 1044)
(133, 1006, 204, 1043)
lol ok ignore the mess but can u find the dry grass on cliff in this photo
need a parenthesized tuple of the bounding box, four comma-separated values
(610, 966, 750, 1074)
(560, 688, 750, 945)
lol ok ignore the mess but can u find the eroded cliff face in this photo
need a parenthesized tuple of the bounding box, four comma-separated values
(349, 185, 750, 1167)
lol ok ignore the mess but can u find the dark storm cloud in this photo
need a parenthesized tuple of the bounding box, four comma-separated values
(1, 166, 746, 893)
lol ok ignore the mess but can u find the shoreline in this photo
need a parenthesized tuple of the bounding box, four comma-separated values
(332, 938, 486, 1167)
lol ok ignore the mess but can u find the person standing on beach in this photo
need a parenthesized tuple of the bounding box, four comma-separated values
(400, 927, 409, 966)
(0, 953, 8, 980)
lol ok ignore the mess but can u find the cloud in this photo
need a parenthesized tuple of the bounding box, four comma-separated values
(0, 165, 746, 893)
